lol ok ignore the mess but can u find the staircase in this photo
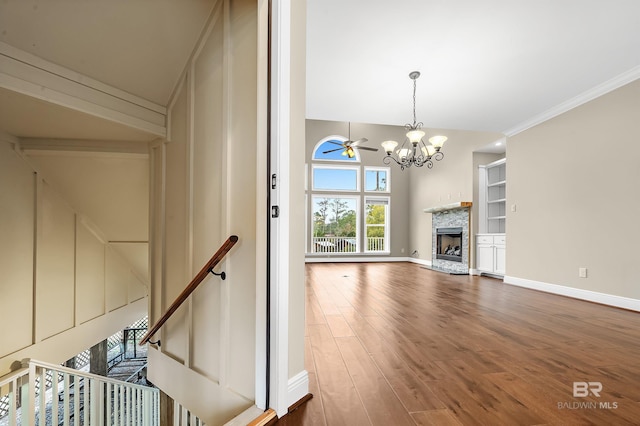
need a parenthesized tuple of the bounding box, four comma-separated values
(0, 359, 159, 426)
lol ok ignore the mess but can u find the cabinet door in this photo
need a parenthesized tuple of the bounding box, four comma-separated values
(494, 245, 506, 275)
(476, 244, 495, 272)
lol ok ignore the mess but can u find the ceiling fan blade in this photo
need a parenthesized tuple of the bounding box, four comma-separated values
(322, 147, 345, 154)
(356, 146, 379, 152)
(327, 141, 345, 146)
(351, 138, 369, 146)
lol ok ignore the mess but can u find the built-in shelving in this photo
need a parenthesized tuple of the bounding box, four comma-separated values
(477, 157, 506, 276)
(478, 158, 506, 234)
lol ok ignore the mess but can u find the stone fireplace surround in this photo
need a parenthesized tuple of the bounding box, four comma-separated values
(424, 202, 471, 274)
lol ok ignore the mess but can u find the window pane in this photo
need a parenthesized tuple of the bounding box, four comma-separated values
(312, 197, 358, 253)
(313, 167, 358, 191)
(365, 169, 388, 191)
(366, 204, 386, 225)
(365, 200, 388, 252)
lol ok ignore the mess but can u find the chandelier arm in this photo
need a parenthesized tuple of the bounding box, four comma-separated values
(382, 155, 410, 170)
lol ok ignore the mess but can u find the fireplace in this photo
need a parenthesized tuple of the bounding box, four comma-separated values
(436, 227, 463, 263)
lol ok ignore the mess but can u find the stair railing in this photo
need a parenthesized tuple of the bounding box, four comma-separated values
(0, 358, 160, 425)
(139, 235, 239, 346)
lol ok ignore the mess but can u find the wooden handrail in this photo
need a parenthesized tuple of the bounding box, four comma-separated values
(139, 235, 239, 345)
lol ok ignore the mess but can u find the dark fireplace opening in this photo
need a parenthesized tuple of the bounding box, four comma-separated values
(436, 227, 463, 263)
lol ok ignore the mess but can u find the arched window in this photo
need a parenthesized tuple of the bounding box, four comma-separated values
(312, 136, 360, 162)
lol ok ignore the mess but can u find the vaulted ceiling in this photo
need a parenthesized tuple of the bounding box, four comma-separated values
(307, 0, 640, 134)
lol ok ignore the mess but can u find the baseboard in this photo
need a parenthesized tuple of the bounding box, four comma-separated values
(408, 257, 432, 267)
(287, 370, 309, 409)
(504, 275, 640, 312)
(305, 256, 411, 263)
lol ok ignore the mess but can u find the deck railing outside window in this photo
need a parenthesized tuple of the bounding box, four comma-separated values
(312, 236, 386, 253)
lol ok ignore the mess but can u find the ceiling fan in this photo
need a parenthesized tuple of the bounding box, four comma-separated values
(322, 122, 379, 158)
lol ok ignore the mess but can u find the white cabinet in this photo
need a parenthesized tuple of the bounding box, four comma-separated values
(476, 234, 505, 276)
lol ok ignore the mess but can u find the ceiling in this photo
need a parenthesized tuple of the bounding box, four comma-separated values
(1, 0, 638, 139)
(306, 0, 640, 134)
(0, 0, 215, 106)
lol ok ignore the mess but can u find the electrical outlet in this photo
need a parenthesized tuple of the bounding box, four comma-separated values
(401, 248, 405, 253)
(579, 268, 588, 278)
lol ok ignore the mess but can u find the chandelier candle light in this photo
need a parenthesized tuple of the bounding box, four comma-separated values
(381, 71, 447, 170)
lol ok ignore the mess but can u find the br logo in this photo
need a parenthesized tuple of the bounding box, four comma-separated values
(573, 382, 602, 397)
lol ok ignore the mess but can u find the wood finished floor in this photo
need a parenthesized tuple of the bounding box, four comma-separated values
(277, 262, 640, 426)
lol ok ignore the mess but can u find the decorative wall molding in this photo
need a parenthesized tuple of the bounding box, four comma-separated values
(0, 130, 20, 144)
(0, 42, 166, 137)
(503, 65, 640, 137)
(20, 138, 150, 155)
(504, 275, 640, 313)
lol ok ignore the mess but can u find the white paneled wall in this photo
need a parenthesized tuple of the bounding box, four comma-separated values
(76, 219, 107, 323)
(147, 0, 261, 423)
(0, 140, 35, 356)
(0, 139, 148, 375)
(36, 180, 76, 340)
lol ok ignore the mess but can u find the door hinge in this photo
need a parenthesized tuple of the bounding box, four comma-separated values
(271, 173, 277, 189)
(271, 205, 280, 218)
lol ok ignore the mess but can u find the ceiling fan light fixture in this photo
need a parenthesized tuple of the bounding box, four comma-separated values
(345, 147, 355, 158)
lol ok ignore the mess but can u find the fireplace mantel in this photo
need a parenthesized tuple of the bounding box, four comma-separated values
(423, 201, 472, 214)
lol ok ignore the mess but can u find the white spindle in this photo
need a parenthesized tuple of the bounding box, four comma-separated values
(63, 372, 71, 426)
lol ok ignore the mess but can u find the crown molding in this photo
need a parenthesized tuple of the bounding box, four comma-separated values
(504, 65, 640, 137)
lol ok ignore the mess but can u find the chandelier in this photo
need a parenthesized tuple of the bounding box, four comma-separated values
(381, 71, 447, 170)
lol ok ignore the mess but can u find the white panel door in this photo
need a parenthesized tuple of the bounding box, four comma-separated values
(494, 245, 506, 275)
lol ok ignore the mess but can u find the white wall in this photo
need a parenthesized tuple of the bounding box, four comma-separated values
(506, 79, 640, 306)
(0, 138, 148, 375)
(287, 0, 308, 398)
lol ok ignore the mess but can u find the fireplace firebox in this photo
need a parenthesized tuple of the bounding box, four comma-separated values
(436, 227, 463, 262)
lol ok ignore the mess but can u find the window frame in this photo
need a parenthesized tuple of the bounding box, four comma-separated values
(364, 196, 390, 254)
(311, 164, 361, 192)
(311, 194, 360, 254)
(364, 166, 391, 193)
